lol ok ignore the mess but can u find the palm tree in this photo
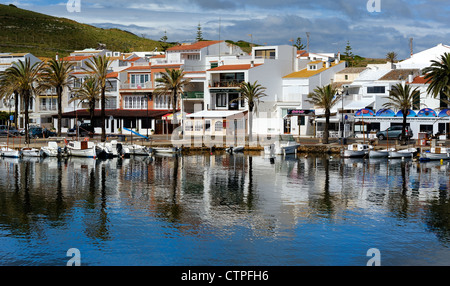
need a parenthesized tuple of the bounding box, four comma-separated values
(307, 84, 340, 144)
(3, 58, 45, 143)
(154, 68, 191, 125)
(0, 71, 19, 127)
(383, 83, 419, 143)
(84, 55, 112, 142)
(42, 58, 74, 136)
(69, 76, 101, 134)
(231, 81, 267, 144)
(386, 51, 398, 64)
(423, 52, 450, 102)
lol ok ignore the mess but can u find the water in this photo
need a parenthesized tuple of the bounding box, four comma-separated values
(0, 153, 449, 266)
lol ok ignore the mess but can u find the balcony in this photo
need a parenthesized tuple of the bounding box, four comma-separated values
(182, 91, 204, 99)
(210, 81, 243, 88)
(120, 81, 152, 90)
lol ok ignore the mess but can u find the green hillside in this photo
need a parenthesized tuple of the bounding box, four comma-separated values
(0, 4, 169, 58)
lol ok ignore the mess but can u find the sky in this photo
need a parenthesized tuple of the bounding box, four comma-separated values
(4, 0, 450, 59)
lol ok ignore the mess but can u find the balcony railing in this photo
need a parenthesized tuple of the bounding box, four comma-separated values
(210, 81, 243, 88)
(182, 91, 204, 99)
(120, 81, 152, 90)
(39, 105, 57, 111)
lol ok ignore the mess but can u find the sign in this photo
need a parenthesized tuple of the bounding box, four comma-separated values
(9, 115, 14, 121)
(287, 109, 315, 116)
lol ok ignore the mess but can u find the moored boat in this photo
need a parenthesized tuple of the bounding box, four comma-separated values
(0, 145, 20, 158)
(342, 144, 373, 158)
(368, 148, 396, 158)
(21, 147, 41, 157)
(153, 147, 181, 154)
(124, 144, 151, 156)
(388, 148, 417, 159)
(420, 147, 450, 161)
(41, 141, 60, 157)
(66, 141, 96, 158)
(263, 135, 300, 156)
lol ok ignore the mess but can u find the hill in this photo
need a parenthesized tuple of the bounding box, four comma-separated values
(0, 4, 168, 58)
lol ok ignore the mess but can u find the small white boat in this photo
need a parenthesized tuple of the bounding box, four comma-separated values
(368, 148, 396, 158)
(263, 135, 300, 156)
(124, 144, 151, 156)
(420, 147, 450, 161)
(342, 144, 373, 158)
(153, 147, 181, 154)
(66, 141, 96, 158)
(388, 148, 417, 159)
(21, 147, 41, 157)
(0, 145, 20, 158)
(41, 141, 60, 157)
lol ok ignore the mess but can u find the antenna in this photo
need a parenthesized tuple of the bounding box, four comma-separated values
(410, 38, 413, 57)
(306, 32, 310, 53)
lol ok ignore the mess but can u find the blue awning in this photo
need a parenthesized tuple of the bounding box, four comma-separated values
(396, 109, 416, 117)
(355, 108, 375, 117)
(438, 109, 450, 117)
(376, 109, 395, 117)
(417, 108, 437, 117)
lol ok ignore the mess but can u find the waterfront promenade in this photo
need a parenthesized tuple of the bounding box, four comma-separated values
(1, 134, 448, 154)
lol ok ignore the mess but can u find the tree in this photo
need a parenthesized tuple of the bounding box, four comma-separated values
(231, 81, 267, 144)
(307, 84, 340, 144)
(42, 58, 74, 136)
(343, 41, 354, 67)
(154, 68, 191, 125)
(160, 30, 169, 52)
(84, 55, 112, 142)
(3, 58, 45, 143)
(196, 23, 204, 42)
(423, 52, 450, 102)
(386, 51, 398, 64)
(69, 76, 101, 134)
(383, 83, 419, 144)
(293, 37, 306, 50)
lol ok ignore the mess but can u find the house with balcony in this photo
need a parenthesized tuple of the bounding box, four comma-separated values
(281, 57, 346, 137)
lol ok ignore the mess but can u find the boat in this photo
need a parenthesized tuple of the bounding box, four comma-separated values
(0, 145, 20, 158)
(124, 144, 151, 156)
(21, 147, 41, 157)
(153, 147, 181, 154)
(263, 135, 300, 156)
(66, 140, 96, 158)
(420, 147, 450, 161)
(388, 148, 417, 159)
(41, 141, 60, 157)
(342, 144, 373, 158)
(368, 148, 396, 158)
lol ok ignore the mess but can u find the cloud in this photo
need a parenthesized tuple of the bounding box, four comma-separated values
(10, 0, 450, 58)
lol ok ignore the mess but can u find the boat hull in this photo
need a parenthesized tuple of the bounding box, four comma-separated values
(368, 150, 388, 158)
(68, 148, 96, 158)
(21, 148, 41, 157)
(343, 150, 367, 158)
(1, 148, 20, 158)
(421, 152, 450, 160)
(388, 149, 416, 159)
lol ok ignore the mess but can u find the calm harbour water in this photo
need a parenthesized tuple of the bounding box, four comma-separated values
(0, 153, 449, 266)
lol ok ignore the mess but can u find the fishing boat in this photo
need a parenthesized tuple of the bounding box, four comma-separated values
(420, 147, 450, 161)
(388, 148, 417, 159)
(66, 140, 96, 158)
(0, 145, 20, 158)
(21, 147, 41, 157)
(263, 135, 300, 156)
(41, 141, 60, 157)
(368, 148, 396, 158)
(342, 144, 373, 158)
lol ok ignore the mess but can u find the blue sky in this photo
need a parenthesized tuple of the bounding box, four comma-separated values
(5, 0, 450, 59)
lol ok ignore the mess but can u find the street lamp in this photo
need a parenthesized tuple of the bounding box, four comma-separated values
(337, 87, 349, 144)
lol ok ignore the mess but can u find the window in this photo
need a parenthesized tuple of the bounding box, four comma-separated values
(205, 120, 211, 132)
(216, 93, 227, 107)
(195, 121, 203, 131)
(124, 96, 148, 109)
(345, 75, 349, 80)
(367, 86, 386, 94)
(187, 54, 200, 60)
(184, 121, 193, 131)
(210, 62, 218, 69)
(215, 121, 223, 131)
(255, 49, 276, 59)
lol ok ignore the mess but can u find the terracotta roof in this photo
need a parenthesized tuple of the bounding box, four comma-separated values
(336, 67, 367, 74)
(106, 72, 118, 78)
(122, 65, 151, 71)
(378, 69, 420, 81)
(167, 41, 223, 51)
(150, 55, 166, 59)
(411, 75, 430, 84)
(63, 55, 92, 62)
(208, 64, 262, 71)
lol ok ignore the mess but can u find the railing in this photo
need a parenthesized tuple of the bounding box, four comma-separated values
(210, 81, 243, 88)
(120, 81, 152, 90)
(183, 91, 204, 99)
(39, 105, 57, 111)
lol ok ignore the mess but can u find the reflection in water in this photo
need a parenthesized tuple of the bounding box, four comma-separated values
(0, 154, 449, 265)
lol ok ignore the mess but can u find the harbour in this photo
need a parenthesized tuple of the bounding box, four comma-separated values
(0, 151, 449, 266)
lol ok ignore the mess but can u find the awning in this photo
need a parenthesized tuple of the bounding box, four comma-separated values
(344, 99, 374, 110)
(417, 108, 437, 117)
(162, 112, 188, 121)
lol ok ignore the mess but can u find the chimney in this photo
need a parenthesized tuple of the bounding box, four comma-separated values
(326, 61, 331, 68)
(250, 60, 254, 68)
(408, 74, 414, 83)
(55, 53, 59, 61)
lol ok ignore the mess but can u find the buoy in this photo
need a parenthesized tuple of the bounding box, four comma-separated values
(441, 159, 444, 165)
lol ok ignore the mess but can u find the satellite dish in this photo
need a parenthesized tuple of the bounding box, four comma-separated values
(77, 121, 81, 126)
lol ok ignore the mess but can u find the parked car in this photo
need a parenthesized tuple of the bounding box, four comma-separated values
(67, 126, 77, 137)
(28, 126, 57, 138)
(376, 126, 413, 140)
(0, 125, 20, 136)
